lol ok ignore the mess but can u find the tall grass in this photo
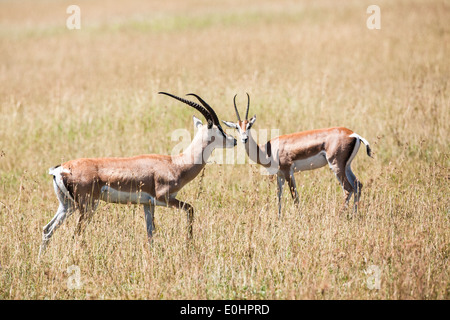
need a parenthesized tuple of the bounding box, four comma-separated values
(0, 0, 448, 299)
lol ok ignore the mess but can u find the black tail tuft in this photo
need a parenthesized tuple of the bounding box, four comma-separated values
(366, 145, 373, 158)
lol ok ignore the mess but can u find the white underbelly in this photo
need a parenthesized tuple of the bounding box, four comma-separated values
(291, 151, 327, 172)
(100, 186, 168, 206)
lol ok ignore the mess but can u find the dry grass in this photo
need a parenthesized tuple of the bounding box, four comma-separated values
(0, 0, 448, 299)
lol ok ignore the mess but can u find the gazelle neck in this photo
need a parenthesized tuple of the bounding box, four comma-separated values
(174, 128, 212, 178)
(245, 129, 272, 168)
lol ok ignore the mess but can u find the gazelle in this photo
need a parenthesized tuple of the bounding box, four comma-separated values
(39, 92, 237, 258)
(223, 94, 372, 217)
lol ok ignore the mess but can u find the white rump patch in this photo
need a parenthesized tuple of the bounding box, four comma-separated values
(350, 133, 370, 147)
(49, 165, 74, 203)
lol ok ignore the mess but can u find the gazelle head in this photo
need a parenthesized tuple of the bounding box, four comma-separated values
(222, 93, 256, 144)
(159, 92, 237, 149)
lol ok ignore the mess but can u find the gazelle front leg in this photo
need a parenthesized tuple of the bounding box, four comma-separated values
(158, 196, 194, 240)
(143, 203, 155, 242)
(99, 186, 157, 242)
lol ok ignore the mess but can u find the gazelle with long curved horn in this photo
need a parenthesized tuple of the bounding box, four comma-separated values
(39, 92, 237, 258)
(223, 94, 372, 217)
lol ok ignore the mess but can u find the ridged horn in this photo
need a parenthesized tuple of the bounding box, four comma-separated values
(158, 92, 213, 125)
(186, 93, 220, 126)
(245, 93, 250, 120)
(233, 94, 241, 122)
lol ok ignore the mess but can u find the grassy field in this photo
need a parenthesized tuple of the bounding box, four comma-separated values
(0, 0, 448, 299)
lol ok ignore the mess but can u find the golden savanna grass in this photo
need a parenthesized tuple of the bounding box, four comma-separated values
(0, 0, 448, 299)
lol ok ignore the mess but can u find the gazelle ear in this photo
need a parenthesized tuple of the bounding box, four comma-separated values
(247, 115, 257, 129)
(222, 120, 237, 129)
(193, 115, 203, 128)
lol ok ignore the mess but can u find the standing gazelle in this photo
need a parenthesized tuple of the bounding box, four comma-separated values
(39, 92, 237, 258)
(223, 94, 372, 217)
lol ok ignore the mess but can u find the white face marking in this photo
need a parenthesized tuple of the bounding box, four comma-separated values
(291, 151, 328, 172)
(237, 125, 248, 143)
(222, 120, 250, 144)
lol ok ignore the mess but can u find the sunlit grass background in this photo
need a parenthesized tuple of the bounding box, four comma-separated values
(0, 0, 448, 299)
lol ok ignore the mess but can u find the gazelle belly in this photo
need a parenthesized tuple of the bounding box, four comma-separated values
(100, 186, 154, 205)
(291, 151, 328, 172)
(99, 186, 171, 207)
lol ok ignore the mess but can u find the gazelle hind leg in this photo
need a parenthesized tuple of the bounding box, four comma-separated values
(74, 197, 99, 236)
(287, 169, 300, 205)
(344, 137, 362, 213)
(345, 165, 362, 213)
(39, 180, 74, 258)
(327, 161, 354, 213)
(340, 176, 355, 212)
(276, 172, 286, 218)
(39, 204, 71, 258)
